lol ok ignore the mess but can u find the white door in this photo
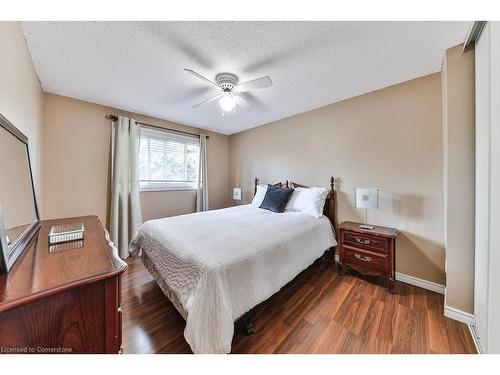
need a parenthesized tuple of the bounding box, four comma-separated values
(488, 21, 500, 354)
(474, 21, 500, 354)
(474, 21, 490, 353)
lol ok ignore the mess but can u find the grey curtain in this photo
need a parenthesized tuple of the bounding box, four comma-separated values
(110, 116, 142, 258)
(196, 133, 209, 212)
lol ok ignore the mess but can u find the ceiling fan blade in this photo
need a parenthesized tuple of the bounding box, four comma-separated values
(184, 68, 217, 87)
(235, 76, 273, 92)
(237, 91, 268, 112)
(192, 94, 223, 108)
(233, 92, 249, 107)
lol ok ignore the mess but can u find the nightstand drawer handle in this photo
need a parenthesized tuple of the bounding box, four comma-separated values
(355, 237, 370, 245)
(355, 253, 372, 262)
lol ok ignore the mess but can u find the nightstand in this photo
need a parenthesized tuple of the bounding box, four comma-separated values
(338, 221, 398, 293)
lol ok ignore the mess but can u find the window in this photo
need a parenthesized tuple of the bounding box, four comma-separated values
(138, 127, 200, 191)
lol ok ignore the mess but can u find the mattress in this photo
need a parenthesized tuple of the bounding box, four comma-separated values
(129, 205, 336, 353)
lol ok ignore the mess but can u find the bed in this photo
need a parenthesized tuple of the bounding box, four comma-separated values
(129, 177, 338, 354)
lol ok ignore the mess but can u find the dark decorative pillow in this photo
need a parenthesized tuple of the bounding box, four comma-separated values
(259, 184, 294, 213)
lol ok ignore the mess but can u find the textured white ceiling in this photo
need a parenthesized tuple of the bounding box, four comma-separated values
(22, 21, 470, 135)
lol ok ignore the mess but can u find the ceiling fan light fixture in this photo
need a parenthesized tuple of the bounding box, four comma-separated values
(219, 94, 236, 112)
(185, 69, 272, 112)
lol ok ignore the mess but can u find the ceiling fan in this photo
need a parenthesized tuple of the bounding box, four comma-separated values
(184, 68, 273, 112)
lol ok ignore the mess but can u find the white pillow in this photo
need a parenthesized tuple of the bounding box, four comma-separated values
(251, 184, 268, 207)
(286, 187, 328, 217)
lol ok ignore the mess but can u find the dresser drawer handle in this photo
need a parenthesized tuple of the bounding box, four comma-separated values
(355, 237, 370, 245)
(355, 253, 372, 262)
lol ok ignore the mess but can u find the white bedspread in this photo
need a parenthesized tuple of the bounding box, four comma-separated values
(129, 205, 336, 354)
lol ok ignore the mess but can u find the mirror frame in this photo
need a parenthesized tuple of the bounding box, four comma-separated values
(0, 113, 41, 274)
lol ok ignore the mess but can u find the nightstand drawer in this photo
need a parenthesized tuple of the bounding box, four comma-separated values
(343, 245, 387, 274)
(343, 231, 387, 253)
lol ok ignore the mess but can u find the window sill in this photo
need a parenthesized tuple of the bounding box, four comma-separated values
(140, 181, 199, 192)
(140, 186, 198, 192)
(139, 188, 197, 193)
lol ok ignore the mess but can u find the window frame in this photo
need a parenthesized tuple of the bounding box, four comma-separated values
(138, 126, 201, 192)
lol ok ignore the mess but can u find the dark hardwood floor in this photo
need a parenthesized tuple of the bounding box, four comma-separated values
(121, 256, 476, 354)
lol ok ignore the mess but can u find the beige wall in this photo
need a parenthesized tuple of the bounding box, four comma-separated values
(43, 93, 230, 226)
(442, 45, 475, 314)
(0, 22, 44, 199)
(229, 73, 445, 284)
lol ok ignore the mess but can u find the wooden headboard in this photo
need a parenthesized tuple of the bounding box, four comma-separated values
(253, 177, 338, 235)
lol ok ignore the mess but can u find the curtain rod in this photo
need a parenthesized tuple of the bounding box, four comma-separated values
(107, 114, 208, 139)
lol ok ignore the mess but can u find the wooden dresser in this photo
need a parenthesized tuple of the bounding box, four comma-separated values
(0, 216, 127, 354)
(338, 221, 398, 293)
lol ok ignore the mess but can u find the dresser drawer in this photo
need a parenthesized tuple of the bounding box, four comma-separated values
(342, 245, 388, 275)
(343, 231, 387, 253)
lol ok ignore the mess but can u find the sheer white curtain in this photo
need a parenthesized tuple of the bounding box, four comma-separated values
(196, 133, 209, 212)
(110, 116, 142, 258)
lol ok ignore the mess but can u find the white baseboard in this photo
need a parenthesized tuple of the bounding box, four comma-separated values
(395, 272, 445, 294)
(468, 324, 484, 354)
(444, 305, 475, 325)
(333, 254, 445, 294)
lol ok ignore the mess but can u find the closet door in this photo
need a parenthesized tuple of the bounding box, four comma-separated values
(475, 21, 500, 354)
(488, 21, 500, 354)
(474, 21, 490, 353)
